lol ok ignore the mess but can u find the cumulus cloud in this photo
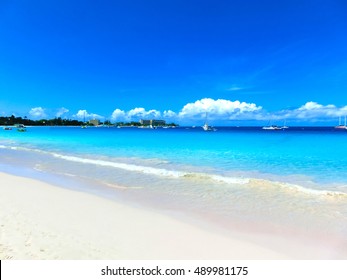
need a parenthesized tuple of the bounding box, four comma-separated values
(111, 109, 126, 121)
(110, 98, 263, 124)
(274, 102, 347, 121)
(73, 109, 104, 120)
(178, 98, 262, 120)
(30, 99, 346, 125)
(172, 99, 347, 124)
(163, 110, 177, 118)
(128, 108, 161, 119)
(29, 107, 47, 119)
(110, 107, 161, 121)
(55, 107, 69, 118)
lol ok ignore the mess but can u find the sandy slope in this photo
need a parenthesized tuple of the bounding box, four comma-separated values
(0, 171, 339, 260)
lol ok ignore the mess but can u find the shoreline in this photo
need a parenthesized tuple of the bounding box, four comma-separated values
(1, 171, 346, 260)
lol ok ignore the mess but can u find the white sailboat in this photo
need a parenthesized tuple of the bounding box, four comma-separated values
(262, 119, 281, 130)
(202, 123, 212, 131)
(261, 124, 281, 130)
(262, 125, 281, 130)
(81, 111, 87, 128)
(281, 119, 289, 129)
(335, 116, 347, 129)
(202, 113, 215, 131)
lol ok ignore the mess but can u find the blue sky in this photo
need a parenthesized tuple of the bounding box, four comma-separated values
(1, 0, 347, 125)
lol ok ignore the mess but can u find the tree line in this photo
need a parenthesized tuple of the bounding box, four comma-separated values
(0, 115, 179, 127)
(0, 115, 83, 126)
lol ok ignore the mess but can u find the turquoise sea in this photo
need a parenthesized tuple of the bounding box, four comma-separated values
(1, 126, 347, 246)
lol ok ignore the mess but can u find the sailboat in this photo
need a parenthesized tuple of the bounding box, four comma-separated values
(281, 119, 289, 129)
(262, 125, 281, 130)
(202, 113, 212, 131)
(262, 119, 281, 130)
(202, 123, 212, 131)
(335, 116, 347, 129)
(202, 113, 214, 131)
(81, 111, 87, 129)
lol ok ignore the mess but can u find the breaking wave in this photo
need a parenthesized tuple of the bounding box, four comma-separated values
(51, 153, 250, 185)
(1, 144, 347, 199)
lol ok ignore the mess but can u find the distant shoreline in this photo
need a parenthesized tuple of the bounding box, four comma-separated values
(2, 124, 347, 131)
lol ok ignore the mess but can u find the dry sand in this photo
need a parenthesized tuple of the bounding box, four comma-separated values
(0, 172, 342, 260)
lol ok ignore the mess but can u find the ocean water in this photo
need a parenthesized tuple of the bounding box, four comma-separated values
(1, 126, 347, 246)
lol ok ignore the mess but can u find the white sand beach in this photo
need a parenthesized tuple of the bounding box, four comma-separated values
(0, 171, 345, 260)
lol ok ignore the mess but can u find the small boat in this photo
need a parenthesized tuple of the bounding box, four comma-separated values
(202, 113, 216, 131)
(138, 125, 154, 129)
(281, 120, 289, 129)
(262, 118, 282, 130)
(3, 126, 12, 130)
(15, 124, 27, 132)
(335, 116, 347, 129)
(262, 125, 282, 130)
(81, 111, 88, 128)
(202, 123, 212, 131)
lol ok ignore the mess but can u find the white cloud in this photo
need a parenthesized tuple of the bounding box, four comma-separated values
(111, 109, 126, 121)
(29, 107, 47, 119)
(172, 99, 347, 124)
(128, 107, 161, 119)
(111, 107, 161, 121)
(178, 98, 262, 120)
(27, 100, 347, 125)
(73, 109, 104, 120)
(147, 109, 161, 118)
(110, 98, 263, 124)
(275, 102, 347, 121)
(127, 107, 147, 118)
(227, 86, 243, 91)
(55, 107, 69, 118)
(163, 110, 177, 118)
(299, 101, 324, 111)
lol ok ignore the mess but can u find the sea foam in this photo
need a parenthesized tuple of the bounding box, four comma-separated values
(1, 144, 346, 199)
(51, 152, 250, 185)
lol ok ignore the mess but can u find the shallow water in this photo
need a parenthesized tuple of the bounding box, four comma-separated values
(1, 126, 347, 248)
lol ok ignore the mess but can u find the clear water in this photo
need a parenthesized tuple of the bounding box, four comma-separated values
(1, 126, 347, 245)
(1, 126, 347, 187)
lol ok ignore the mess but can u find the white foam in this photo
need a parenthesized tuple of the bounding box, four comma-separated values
(212, 175, 250, 185)
(249, 178, 347, 198)
(52, 153, 182, 177)
(2, 144, 346, 198)
(51, 152, 250, 185)
(281, 182, 347, 197)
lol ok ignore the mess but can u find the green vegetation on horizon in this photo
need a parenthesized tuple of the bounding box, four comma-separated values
(0, 115, 83, 126)
(0, 115, 178, 127)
